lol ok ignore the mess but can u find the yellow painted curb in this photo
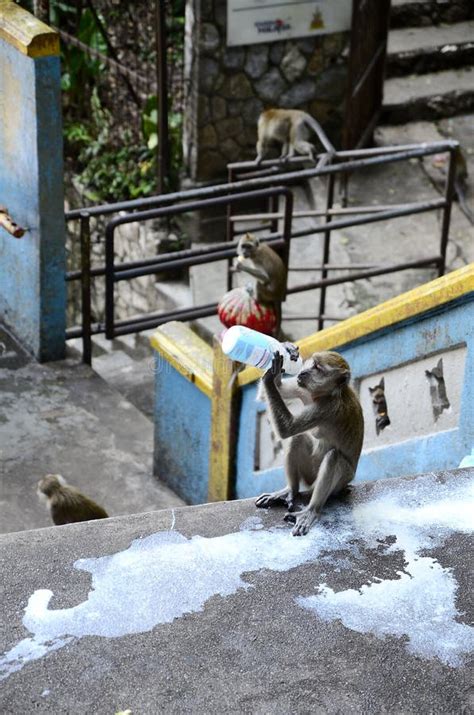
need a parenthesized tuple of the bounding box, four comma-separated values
(150, 321, 214, 398)
(238, 264, 474, 387)
(0, 0, 59, 57)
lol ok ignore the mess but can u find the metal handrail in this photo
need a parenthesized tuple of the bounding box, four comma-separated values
(64, 139, 457, 364)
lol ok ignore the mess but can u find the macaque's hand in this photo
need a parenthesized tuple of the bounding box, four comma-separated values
(282, 342, 299, 364)
(264, 351, 283, 383)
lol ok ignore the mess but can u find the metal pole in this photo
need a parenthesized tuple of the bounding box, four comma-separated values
(439, 148, 456, 277)
(79, 212, 92, 365)
(155, 0, 170, 194)
(318, 172, 335, 330)
(227, 167, 235, 291)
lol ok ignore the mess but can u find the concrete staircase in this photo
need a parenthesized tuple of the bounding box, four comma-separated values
(1, 324, 184, 535)
(383, 1, 474, 123)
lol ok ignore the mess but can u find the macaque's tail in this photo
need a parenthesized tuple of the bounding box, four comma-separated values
(303, 114, 335, 154)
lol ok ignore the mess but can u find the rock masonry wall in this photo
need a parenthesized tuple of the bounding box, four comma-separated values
(183, 0, 349, 182)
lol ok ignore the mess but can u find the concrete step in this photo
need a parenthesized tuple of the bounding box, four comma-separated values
(382, 66, 474, 123)
(390, 0, 474, 29)
(387, 21, 474, 77)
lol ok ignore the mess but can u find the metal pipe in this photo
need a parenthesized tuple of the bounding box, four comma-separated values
(65, 141, 459, 220)
(66, 232, 283, 282)
(287, 256, 441, 294)
(289, 263, 378, 271)
(318, 172, 335, 331)
(229, 203, 425, 220)
(226, 166, 235, 292)
(69, 196, 444, 284)
(283, 314, 345, 322)
(439, 148, 457, 277)
(114, 241, 285, 281)
(104, 187, 292, 338)
(112, 303, 219, 336)
(289, 198, 446, 238)
(228, 141, 457, 170)
(0, 207, 26, 238)
(79, 212, 92, 365)
(66, 322, 104, 340)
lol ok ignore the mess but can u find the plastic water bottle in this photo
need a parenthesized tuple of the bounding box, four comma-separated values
(221, 325, 303, 375)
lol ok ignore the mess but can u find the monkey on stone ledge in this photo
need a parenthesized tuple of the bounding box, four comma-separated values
(256, 350, 364, 536)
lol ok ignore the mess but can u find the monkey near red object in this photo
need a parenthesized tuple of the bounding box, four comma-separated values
(217, 286, 277, 336)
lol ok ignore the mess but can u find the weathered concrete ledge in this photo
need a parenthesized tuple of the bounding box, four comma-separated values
(1, 468, 472, 713)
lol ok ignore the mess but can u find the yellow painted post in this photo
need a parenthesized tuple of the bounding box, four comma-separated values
(208, 338, 240, 502)
(0, 0, 59, 57)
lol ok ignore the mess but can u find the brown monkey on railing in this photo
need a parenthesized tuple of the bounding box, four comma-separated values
(234, 233, 287, 335)
(256, 350, 364, 536)
(255, 108, 334, 164)
(37, 474, 108, 526)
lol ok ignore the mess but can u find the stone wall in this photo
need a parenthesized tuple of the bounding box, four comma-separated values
(183, 0, 349, 183)
(66, 220, 162, 329)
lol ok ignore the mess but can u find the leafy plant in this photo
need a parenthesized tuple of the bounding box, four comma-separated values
(17, 0, 185, 202)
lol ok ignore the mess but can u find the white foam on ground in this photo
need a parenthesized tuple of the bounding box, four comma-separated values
(297, 478, 474, 667)
(0, 475, 472, 679)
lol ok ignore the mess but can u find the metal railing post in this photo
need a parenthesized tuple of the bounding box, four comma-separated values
(79, 212, 92, 364)
(318, 172, 335, 331)
(227, 166, 235, 291)
(439, 147, 457, 277)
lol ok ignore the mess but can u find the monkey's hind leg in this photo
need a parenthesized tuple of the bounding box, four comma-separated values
(289, 448, 353, 536)
(256, 435, 308, 511)
(280, 141, 290, 161)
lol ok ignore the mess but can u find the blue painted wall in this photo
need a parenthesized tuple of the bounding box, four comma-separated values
(0, 39, 65, 360)
(153, 356, 211, 504)
(234, 294, 474, 499)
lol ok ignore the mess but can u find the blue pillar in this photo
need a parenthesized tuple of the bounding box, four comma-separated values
(0, 3, 65, 361)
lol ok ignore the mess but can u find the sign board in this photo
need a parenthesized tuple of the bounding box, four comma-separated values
(227, 0, 352, 47)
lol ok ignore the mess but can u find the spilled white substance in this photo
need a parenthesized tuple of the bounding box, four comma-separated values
(239, 515, 265, 531)
(0, 523, 345, 681)
(0, 476, 472, 679)
(297, 480, 474, 667)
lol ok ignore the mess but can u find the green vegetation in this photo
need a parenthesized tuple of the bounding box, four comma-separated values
(17, 0, 185, 203)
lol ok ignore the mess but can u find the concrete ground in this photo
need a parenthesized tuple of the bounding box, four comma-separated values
(0, 325, 183, 535)
(0, 468, 472, 714)
(192, 114, 474, 342)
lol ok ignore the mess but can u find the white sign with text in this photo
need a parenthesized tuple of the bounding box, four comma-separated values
(227, 0, 352, 47)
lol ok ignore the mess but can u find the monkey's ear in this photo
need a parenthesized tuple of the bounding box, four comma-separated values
(338, 369, 350, 386)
